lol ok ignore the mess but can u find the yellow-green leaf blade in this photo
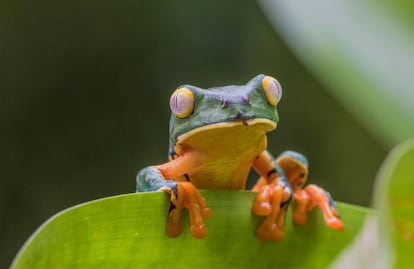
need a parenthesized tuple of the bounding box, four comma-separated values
(11, 191, 367, 269)
(381, 140, 414, 268)
(331, 140, 414, 269)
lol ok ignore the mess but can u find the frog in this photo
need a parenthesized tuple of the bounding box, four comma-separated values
(136, 74, 343, 241)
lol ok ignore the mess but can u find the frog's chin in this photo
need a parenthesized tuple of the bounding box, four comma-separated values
(176, 118, 277, 144)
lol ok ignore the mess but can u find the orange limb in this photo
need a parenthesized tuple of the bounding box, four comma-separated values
(251, 151, 292, 241)
(166, 182, 212, 238)
(157, 155, 212, 238)
(254, 182, 288, 241)
(157, 154, 195, 179)
(251, 176, 267, 192)
(292, 189, 312, 225)
(302, 184, 344, 231)
(251, 177, 272, 216)
(275, 151, 344, 232)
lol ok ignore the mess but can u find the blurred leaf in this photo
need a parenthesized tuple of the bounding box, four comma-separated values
(330, 139, 414, 268)
(386, 141, 414, 267)
(259, 0, 414, 147)
(11, 191, 367, 268)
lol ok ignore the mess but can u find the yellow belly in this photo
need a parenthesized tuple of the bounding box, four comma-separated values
(173, 119, 275, 189)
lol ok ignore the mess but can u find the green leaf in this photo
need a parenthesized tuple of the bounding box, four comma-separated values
(386, 141, 414, 267)
(11, 191, 367, 269)
(330, 139, 414, 268)
(259, 0, 414, 146)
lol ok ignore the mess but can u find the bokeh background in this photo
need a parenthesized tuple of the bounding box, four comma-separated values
(1, 0, 387, 266)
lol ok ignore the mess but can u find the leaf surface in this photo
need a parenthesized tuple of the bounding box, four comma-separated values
(330, 140, 414, 269)
(11, 191, 367, 269)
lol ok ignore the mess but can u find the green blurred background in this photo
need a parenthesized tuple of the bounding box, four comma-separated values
(1, 0, 386, 266)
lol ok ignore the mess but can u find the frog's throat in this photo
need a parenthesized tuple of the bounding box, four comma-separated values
(176, 118, 277, 143)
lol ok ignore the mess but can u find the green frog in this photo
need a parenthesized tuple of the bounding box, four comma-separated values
(136, 74, 343, 241)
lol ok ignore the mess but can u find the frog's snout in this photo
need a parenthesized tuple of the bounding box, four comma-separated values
(219, 93, 255, 125)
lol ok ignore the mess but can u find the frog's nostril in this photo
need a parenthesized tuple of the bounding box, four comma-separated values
(242, 96, 251, 105)
(221, 98, 228, 108)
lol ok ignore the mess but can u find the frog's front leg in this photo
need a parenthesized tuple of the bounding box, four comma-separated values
(251, 151, 292, 241)
(136, 157, 211, 239)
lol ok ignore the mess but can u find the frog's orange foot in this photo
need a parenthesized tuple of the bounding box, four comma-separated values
(325, 216, 344, 231)
(252, 182, 291, 216)
(252, 182, 291, 241)
(166, 182, 211, 239)
(292, 210, 308, 226)
(323, 206, 344, 231)
(304, 184, 344, 231)
(165, 217, 183, 238)
(256, 218, 284, 241)
(252, 184, 273, 216)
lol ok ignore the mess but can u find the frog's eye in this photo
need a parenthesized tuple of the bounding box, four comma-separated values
(170, 87, 195, 118)
(262, 76, 282, 106)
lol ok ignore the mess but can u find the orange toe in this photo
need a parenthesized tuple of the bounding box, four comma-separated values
(256, 222, 284, 241)
(166, 220, 183, 238)
(166, 182, 211, 239)
(326, 217, 344, 231)
(190, 223, 207, 239)
(252, 185, 272, 216)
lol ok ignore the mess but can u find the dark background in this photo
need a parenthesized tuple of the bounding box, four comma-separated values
(1, 0, 386, 266)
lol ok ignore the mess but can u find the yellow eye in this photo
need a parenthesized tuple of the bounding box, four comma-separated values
(169, 87, 195, 118)
(262, 76, 282, 106)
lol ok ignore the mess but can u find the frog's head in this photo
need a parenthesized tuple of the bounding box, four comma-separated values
(169, 74, 282, 145)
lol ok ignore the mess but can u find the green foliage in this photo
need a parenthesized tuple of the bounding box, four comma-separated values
(331, 140, 414, 268)
(387, 141, 414, 267)
(258, 1, 414, 264)
(257, 2, 414, 263)
(259, 0, 414, 146)
(11, 192, 367, 268)
(11, 141, 414, 268)
(1, 1, 385, 265)
(6, 0, 414, 267)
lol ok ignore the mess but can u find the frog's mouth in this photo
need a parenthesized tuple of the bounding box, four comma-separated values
(176, 118, 277, 144)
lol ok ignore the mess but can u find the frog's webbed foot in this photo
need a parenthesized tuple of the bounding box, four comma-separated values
(303, 184, 343, 231)
(165, 182, 211, 238)
(252, 178, 292, 241)
(293, 184, 343, 231)
(137, 166, 211, 238)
